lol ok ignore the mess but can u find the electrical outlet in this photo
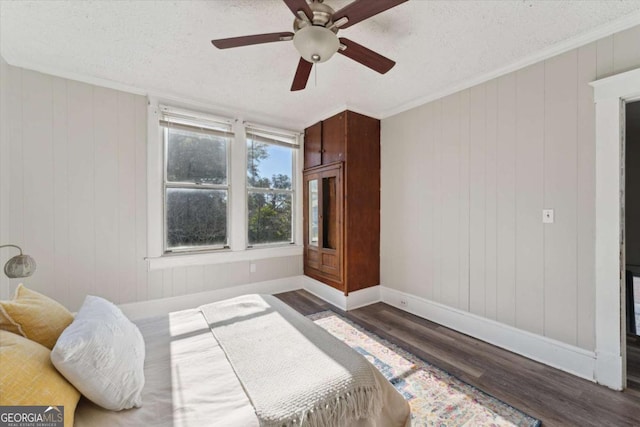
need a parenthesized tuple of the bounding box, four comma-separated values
(400, 299, 408, 307)
(250, 263, 256, 273)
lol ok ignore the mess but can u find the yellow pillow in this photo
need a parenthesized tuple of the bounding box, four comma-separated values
(0, 330, 80, 427)
(0, 284, 73, 349)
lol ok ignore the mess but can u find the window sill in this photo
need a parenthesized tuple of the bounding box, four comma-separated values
(146, 244, 303, 271)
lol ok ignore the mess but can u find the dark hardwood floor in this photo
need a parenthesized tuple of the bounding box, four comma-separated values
(275, 290, 640, 427)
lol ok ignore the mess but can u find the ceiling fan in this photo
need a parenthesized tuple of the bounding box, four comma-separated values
(211, 0, 408, 91)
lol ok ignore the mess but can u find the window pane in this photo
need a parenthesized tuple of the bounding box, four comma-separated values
(166, 188, 227, 249)
(248, 191, 292, 245)
(167, 127, 227, 184)
(247, 140, 293, 189)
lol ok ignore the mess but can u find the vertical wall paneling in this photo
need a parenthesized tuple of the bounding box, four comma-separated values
(432, 101, 443, 303)
(402, 110, 422, 297)
(0, 58, 9, 299)
(204, 261, 242, 289)
(117, 93, 138, 303)
(440, 94, 461, 308)
(577, 43, 597, 350)
(172, 266, 187, 297)
(7, 65, 23, 297)
(67, 81, 95, 309)
(458, 90, 471, 312)
(380, 112, 409, 294)
(469, 84, 487, 316)
(93, 86, 120, 304)
(495, 73, 517, 326)
(484, 80, 498, 320)
(162, 268, 173, 298)
(147, 269, 164, 301)
(596, 36, 614, 79)
(414, 105, 433, 300)
(22, 71, 55, 297)
(52, 77, 70, 305)
(514, 63, 545, 335)
(418, 103, 434, 300)
(380, 116, 400, 292)
(187, 266, 204, 295)
(379, 119, 393, 289)
(612, 26, 640, 75)
(204, 263, 220, 290)
(134, 97, 148, 302)
(380, 25, 640, 350)
(2, 64, 302, 310)
(544, 50, 578, 345)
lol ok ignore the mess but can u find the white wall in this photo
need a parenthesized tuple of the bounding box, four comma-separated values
(381, 25, 640, 351)
(0, 57, 10, 296)
(0, 63, 302, 310)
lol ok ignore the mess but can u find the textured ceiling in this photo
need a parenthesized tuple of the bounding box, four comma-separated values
(2, 0, 640, 130)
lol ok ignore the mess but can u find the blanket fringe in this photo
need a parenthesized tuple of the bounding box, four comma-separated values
(261, 384, 383, 427)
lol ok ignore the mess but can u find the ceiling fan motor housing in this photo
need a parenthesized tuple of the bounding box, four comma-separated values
(294, 0, 336, 29)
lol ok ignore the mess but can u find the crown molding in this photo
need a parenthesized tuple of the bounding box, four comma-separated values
(380, 12, 640, 119)
(0, 54, 306, 132)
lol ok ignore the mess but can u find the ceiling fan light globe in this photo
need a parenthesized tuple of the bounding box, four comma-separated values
(293, 26, 339, 64)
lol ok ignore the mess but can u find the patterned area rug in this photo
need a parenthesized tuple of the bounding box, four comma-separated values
(308, 311, 541, 427)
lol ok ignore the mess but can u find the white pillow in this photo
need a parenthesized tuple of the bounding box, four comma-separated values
(51, 295, 145, 411)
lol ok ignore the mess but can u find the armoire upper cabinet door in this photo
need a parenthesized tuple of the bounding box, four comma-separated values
(322, 112, 347, 165)
(304, 121, 322, 170)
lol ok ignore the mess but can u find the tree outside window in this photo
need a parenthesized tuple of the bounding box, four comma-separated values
(246, 131, 296, 246)
(163, 121, 232, 251)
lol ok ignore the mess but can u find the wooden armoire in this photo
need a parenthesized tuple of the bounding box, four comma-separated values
(302, 110, 380, 295)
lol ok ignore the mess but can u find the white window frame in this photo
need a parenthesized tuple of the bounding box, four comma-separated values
(245, 123, 299, 248)
(161, 106, 233, 253)
(146, 98, 304, 271)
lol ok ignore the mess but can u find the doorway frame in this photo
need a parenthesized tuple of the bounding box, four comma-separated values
(591, 67, 640, 390)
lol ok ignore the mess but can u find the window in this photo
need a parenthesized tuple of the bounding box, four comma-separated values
(161, 106, 233, 252)
(147, 102, 302, 268)
(246, 127, 297, 246)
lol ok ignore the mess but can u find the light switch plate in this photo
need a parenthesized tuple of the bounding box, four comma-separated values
(542, 209, 554, 224)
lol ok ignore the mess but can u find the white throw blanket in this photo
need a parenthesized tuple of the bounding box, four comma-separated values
(199, 294, 382, 427)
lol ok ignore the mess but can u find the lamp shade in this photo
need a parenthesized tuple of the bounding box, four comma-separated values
(1, 245, 37, 278)
(293, 26, 339, 64)
(5, 254, 37, 278)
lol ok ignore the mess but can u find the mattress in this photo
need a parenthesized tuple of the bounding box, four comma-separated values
(74, 306, 410, 426)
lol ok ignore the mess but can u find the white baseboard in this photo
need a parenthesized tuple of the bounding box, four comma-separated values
(299, 275, 381, 311)
(300, 276, 348, 310)
(595, 351, 624, 390)
(380, 286, 597, 383)
(119, 276, 301, 320)
(345, 286, 381, 310)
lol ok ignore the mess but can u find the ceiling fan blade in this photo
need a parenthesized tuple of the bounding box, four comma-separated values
(283, 0, 314, 22)
(338, 38, 395, 74)
(211, 32, 294, 49)
(333, 0, 408, 29)
(291, 58, 313, 91)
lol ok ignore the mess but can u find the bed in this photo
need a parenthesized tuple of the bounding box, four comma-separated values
(73, 294, 411, 426)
